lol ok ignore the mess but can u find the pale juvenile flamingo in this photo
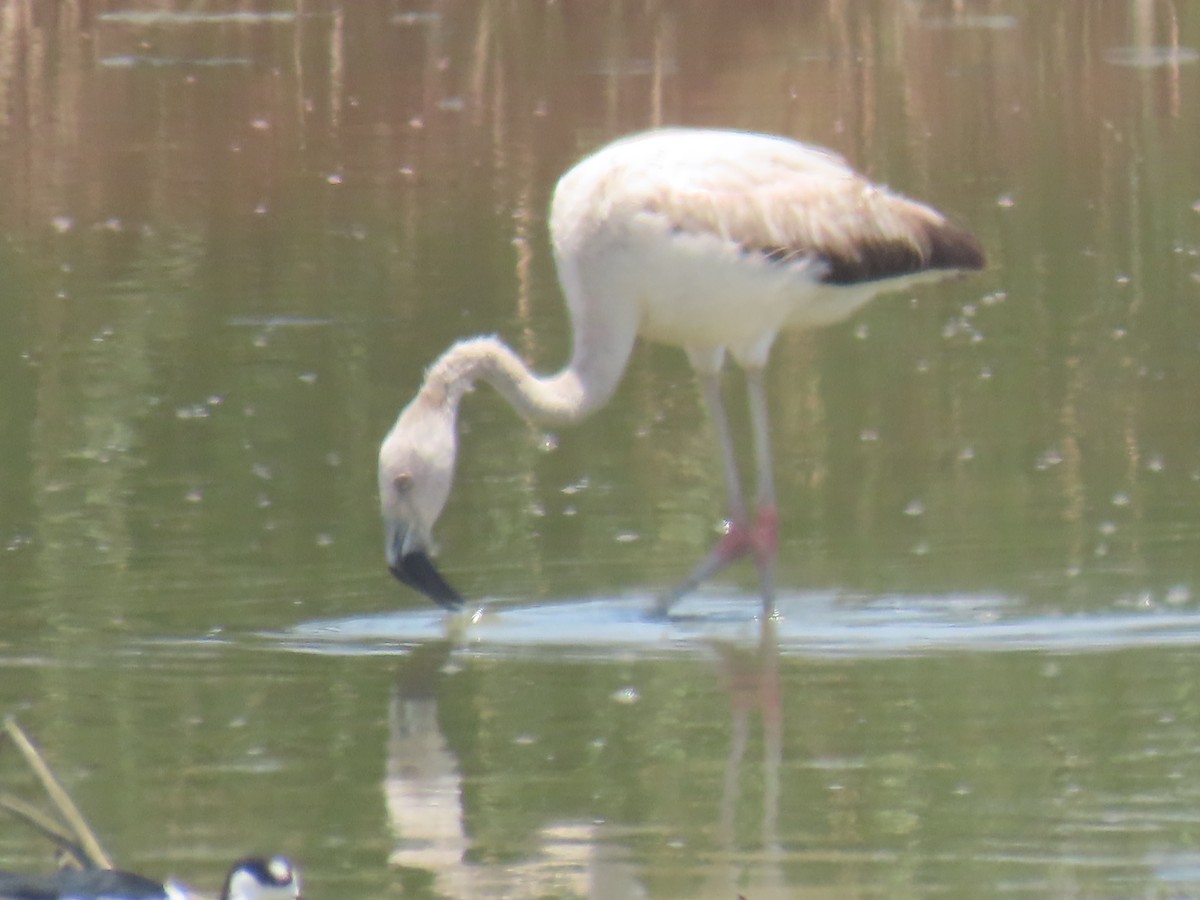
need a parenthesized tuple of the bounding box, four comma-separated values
(378, 128, 985, 614)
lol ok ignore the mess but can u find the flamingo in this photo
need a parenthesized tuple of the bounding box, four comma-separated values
(378, 128, 985, 615)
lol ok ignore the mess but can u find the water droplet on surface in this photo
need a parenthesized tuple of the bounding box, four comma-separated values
(860, 428, 879, 442)
(614, 531, 639, 543)
(612, 687, 640, 705)
(996, 194, 1015, 208)
(298, 372, 318, 384)
(561, 477, 589, 495)
(6, 534, 33, 552)
(903, 500, 925, 517)
(51, 215, 74, 234)
(1035, 448, 1063, 470)
(325, 173, 343, 186)
(1111, 492, 1130, 507)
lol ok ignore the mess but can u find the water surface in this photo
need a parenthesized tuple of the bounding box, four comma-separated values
(1, 2, 1199, 897)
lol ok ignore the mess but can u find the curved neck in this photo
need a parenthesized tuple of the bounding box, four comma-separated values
(418, 335, 623, 425)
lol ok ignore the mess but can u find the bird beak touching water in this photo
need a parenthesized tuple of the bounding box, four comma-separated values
(389, 548, 465, 611)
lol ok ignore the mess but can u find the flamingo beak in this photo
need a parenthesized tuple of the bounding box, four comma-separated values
(390, 550, 465, 611)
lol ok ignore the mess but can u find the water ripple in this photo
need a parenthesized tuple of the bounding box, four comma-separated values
(265, 590, 1200, 660)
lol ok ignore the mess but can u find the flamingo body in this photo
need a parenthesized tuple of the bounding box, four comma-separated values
(379, 128, 984, 611)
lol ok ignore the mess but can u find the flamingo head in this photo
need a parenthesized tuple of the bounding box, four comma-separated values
(378, 396, 465, 610)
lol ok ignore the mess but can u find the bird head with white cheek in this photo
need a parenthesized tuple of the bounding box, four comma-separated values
(217, 856, 301, 900)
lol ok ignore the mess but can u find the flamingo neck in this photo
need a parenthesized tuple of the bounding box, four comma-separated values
(419, 336, 610, 425)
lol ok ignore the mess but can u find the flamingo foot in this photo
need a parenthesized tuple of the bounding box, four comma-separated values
(652, 506, 779, 617)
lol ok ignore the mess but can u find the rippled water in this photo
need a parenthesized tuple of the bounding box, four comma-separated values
(280, 590, 1200, 658)
(1, 2, 1199, 897)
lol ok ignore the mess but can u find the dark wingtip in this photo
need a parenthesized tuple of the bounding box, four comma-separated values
(817, 220, 986, 285)
(390, 551, 466, 611)
(928, 219, 987, 272)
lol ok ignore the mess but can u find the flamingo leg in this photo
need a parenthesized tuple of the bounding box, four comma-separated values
(653, 372, 741, 615)
(703, 369, 749, 525)
(654, 369, 778, 616)
(745, 366, 778, 614)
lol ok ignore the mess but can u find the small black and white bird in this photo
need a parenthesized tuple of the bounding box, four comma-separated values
(0, 855, 300, 900)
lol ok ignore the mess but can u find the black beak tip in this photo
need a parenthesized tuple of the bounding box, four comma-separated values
(390, 551, 466, 611)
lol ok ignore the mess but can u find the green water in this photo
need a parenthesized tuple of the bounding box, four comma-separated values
(2, 2, 1200, 897)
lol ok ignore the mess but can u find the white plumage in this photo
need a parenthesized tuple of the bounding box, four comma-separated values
(379, 128, 985, 613)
